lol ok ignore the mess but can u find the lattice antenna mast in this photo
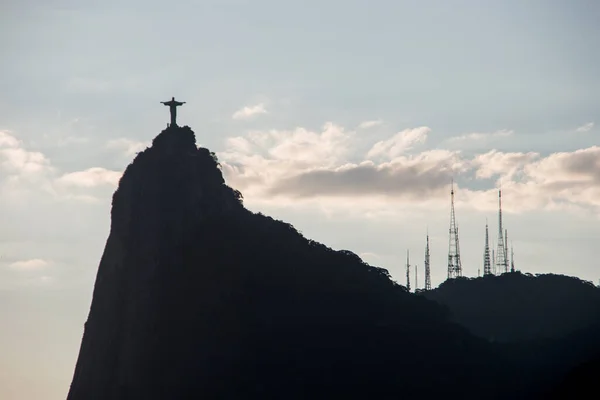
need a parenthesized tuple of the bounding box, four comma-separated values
(510, 243, 515, 273)
(483, 219, 492, 276)
(406, 250, 411, 292)
(447, 180, 462, 279)
(415, 264, 418, 291)
(492, 249, 496, 275)
(495, 187, 508, 274)
(456, 225, 462, 276)
(424, 233, 432, 290)
(504, 229, 509, 273)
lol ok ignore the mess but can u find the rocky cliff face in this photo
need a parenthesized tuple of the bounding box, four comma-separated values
(67, 126, 527, 399)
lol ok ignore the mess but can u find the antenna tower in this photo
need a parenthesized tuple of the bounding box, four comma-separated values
(492, 249, 496, 275)
(415, 264, 418, 291)
(510, 243, 515, 273)
(424, 234, 431, 290)
(495, 188, 508, 274)
(406, 250, 411, 292)
(483, 220, 492, 275)
(504, 229, 509, 274)
(447, 180, 462, 279)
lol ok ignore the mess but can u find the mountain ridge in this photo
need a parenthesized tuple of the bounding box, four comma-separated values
(67, 124, 597, 399)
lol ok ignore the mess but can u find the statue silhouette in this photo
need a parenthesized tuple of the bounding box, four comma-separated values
(161, 97, 186, 126)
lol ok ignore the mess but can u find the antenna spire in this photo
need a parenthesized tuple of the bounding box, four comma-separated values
(447, 180, 462, 279)
(483, 220, 492, 276)
(495, 186, 508, 274)
(424, 233, 431, 290)
(415, 264, 418, 291)
(406, 250, 411, 292)
(510, 242, 515, 273)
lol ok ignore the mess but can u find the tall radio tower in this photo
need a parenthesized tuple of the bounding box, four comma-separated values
(406, 250, 411, 292)
(495, 188, 508, 274)
(504, 229, 509, 274)
(415, 264, 418, 291)
(483, 220, 492, 276)
(447, 180, 462, 279)
(424, 234, 431, 290)
(510, 243, 515, 273)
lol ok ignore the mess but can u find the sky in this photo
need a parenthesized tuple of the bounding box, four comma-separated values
(1, 0, 599, 399)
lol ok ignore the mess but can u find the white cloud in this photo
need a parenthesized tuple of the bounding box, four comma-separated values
(219, 123, 600, 217)
(472, 150, 539, 179)
(0, 130, 20, 148)
(366, 127, 430, 159)
(574, 122, 594, 133)
(223, 122, 351, 166)
(358, 120, 383, 129)
(448, 129, 514, 142)
(0, 130, 53, 176)
(56, 168, 122, 188)
(9, 259, 51, 270)
(232, 103, 268, 120)
(106, 138, 149, 156)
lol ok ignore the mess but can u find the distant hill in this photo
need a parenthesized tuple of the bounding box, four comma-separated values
(423, 272, 600, 342)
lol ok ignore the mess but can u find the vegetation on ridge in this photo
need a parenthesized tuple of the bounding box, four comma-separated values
(424, 272, 600, 342)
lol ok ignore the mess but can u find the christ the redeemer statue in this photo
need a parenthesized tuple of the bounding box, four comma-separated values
(161, 97, 186, 126)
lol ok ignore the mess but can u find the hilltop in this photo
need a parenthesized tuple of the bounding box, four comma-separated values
(423, 272, 600, 342)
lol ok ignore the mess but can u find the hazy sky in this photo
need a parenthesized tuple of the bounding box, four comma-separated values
(1, 1, 599, 399)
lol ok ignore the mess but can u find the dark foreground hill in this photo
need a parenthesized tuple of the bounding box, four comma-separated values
(423, 273, 600, 342)
(67, 125, 596, 399)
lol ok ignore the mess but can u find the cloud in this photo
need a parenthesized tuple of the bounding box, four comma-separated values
(0, 130, 53, 177)
(448, 129, 514, 142)
(222, 122, 352, 168)
(471, 150, 539, 179)
(55, 168, 122, 188)
(232, 103, 268, 120)
(358, 120, 383, 129)
(366, 127, 430, 159)
(0, 130, 124, 205)
(9, 259, 51, 270)
(106, 138, 149, 156)
(269, 150, 462, 200)
(523, 147, 600, 182)
(219, 123, 600, 216)
(574, 122, 594, 133)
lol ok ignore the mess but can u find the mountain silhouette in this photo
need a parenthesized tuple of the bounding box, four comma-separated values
(423, 272, 600, 342)
(67, 124, 598, 399)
